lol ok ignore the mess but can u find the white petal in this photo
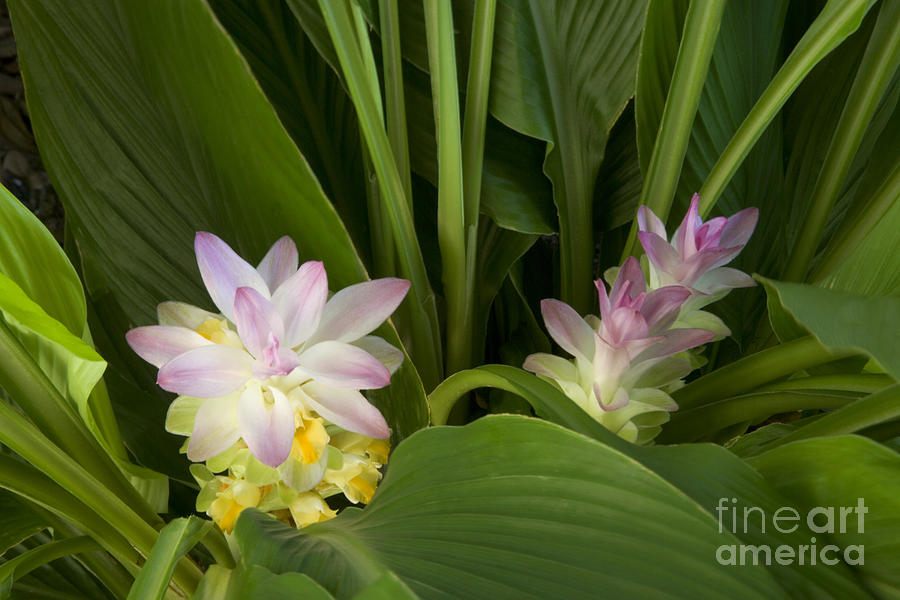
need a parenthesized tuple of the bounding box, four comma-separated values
(157, 301, 220, 328)
(297, 341, 391, 389)
(351, 336, 405, 374)
(157, 345, 253, 398)
(187, 394, 241, 462)
(300, 382, 389, 439)
(126, 326, 211, 368)
(194, 232, 269, 321)
(238, 384, 295, 468)
(307, 278, 410, 345)
(233, 286, 285, 358)
(272, 261, 328, 348)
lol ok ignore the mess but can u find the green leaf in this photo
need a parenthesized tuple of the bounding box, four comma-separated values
(0, 491, 48, 557)
(489, 0, 647, 312)
(750, 436, 900, 596)
(127, 517, 211, 600)
(10, 0, 428, 439)
(195, 564, 334, 600)
(235, 415, 783, 599)
(758, 277, 900, 380)
(0, 536, 100, 600)
(0, 184, 84, 337)
(353, 572, 418, 600)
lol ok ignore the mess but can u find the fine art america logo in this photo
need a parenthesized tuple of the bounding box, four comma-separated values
(714, 497, 867, 566)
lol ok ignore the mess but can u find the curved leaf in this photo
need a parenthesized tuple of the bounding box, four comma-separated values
(235, 416, 784, 599)
(127, 517, 211, 600)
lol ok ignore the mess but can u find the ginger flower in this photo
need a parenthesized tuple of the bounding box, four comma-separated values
(127, 233, 405, 468)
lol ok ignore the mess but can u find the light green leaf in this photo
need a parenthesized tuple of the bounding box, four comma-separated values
(758, 277, 900, 380)
(235, 415, 784, 599)
(0, 536, 100, 600)
(127, 517, 211, 600)
(195, 563, 333, 600)
(750, 436, 900, 596)
(489, 0, 647, 312)
(353, 572, 418, 600)
(10, 0, 428, 440)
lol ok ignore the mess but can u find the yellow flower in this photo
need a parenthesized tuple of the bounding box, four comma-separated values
(207, 478, 265, 533)
(319, 454, 380, 504)
(290, 492, 336, 527)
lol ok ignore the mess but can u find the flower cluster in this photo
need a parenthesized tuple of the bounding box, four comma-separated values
(525, 195, 757, 443)
(127, 233, 407, 530)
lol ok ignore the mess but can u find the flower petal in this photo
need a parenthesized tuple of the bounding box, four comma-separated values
(638, 231, 681, 274)
(187, 394, 241, 462)
(641, 286, 690, 333)
(233, 286, 285, 358)
(634, 328, 715, 363)
(523, 352, 578, 383)
(307, 278, 410, 345)
(695, 267, 756, 294)
(126, 326, 211, 368)
(195, 232, 269, 321)
(272, 260, 328, 348)
(299, 382, 389, 439)
(611, 257, 646, 303)
(673, 193, 701, 257)
(637, 205, 667, 239)
(351, 336, 405, 374)
(540, 299, 595, 360)
(257, 236, 299, 291)
(298, 341, 391, 389)
(157, 345, 253, 397)
(238, 383, 295, 467)
(719, 207, 758, 249)
(157, 301, 220, 329)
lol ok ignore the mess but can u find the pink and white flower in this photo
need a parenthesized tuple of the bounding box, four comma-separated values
(637, 194, 757, 294)
(127, 233, 406, 467)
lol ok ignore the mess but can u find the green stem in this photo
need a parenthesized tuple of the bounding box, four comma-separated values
(200, 526, 236, 569)
(783, 0, 900, 281)
(671, 335, 854, 410)
(317, 0, 443, 389)
(379, 0, 413, 205)
(755, 373, 894, 394)
(0, 402, 203, 594)
(663, 390, 854, 443)
(763, 383, 900, 450)
(812, 156, 900, 280)
(622, 0, 726, 259)
(0, 318, 160, 526)
(697, 0, 877, 217)
(424, 0, 469, 376)
(0, 536, 101, 590)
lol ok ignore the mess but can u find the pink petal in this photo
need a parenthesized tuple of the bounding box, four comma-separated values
(157, 345, 253, 397)
(683, 246, 743, 283)
(126, 326, 211, 368)
(695, 267, 756, 293)
(271, 261, 328, 348)
(595, 279, 612, 322)
(673, 194, 702, 257)
(187, 395, 241, 462)
(637, 206, 667, 239)
(307, 278, 410, 345)
(641, 286, 690, 333)
(604, 307, 649, 346)
(611, 257, 646, 302)
(634, 328, 715, 363)
(233, 287, 285, 358)
(195, 232, 269, 321)
(719, 207, 758, 249)
(257, 236, 299, 291)
(300, 381, 389, 439)
(540, 299, 595, 361)
(157, 301, 220, 329)
(298, 341, 390, 389)
(238, 384, 295, 467)
(638, 231, 681, 273)
(252, 334, 301, 379)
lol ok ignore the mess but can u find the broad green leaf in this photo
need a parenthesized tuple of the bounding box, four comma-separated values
(10, 0, 428, 440)
(0, 185, 84, 337)
(489, 0, 647, 312)
(594, 102, 643, 234)
(758, 277, 900, 380)
(633, 444, 868, 597)
(353, 572, 418, 600)
(209, 0, 371, 264)
(0, 491, 47, 557)
(195, 564, 333, 600)
(235, 415, 783, 599)
(750, 436, 900, 596)
(127, 517, 210, 600)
